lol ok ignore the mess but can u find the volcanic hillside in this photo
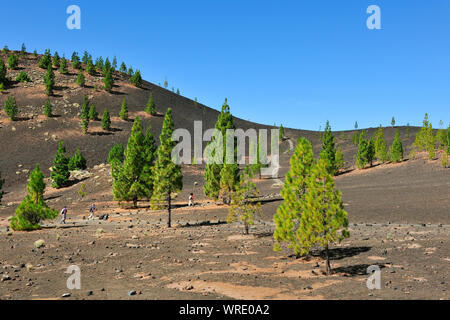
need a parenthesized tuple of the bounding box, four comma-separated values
(0, 49, 424, 190)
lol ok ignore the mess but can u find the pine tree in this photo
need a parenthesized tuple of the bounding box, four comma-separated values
(130, 70, 142, 87)
(20, 43, 26, 57)
(59, 57, 68, 74)
(227, 166, 261, 234)
(163, 77, 168, 89)
(86, 57, 95, 75)
(297, 159, 349, 274)
(356, 131, 369, 169)
(76, 71, 85, 87)
(391, 117, 395, 127)
(10, 164, 58, 231)
(414, 113, 435, 160)
(95, 56, 104, 71)
(367, 137, 375, 166)
(113, 117, 155, 207)
(120, 98, 128, 120)
(448, 125, 450, 153)
(0, 59, 7, 85)
(82, 51, 89, 64)
(219, 163, 239, 205)
(8, 54, 19, 69)
(101, 108, 111, 130)
(16, 71, 31, 82)
(108, 144, 124, 164)
(52, 51, 60, 68)
(436, 127, 448, 150)
(441, 150, 449, 168)
(279, 124, 285, 141)
(89, 104, 98, 120)
(72, 52, 81, 70)
(273, 137, 315, 254)
(374, 126, 388, 163)
(43, 99, 52, 117)
(50, 142, 70, 188)
(38, 49, 52, 69)
(80, 96, 89, 134)
(68, 147, 87, 171)
(319, 121, 337, 175)
(103, 69, 114, 92)
(351, 131, 359, 145)
(103, 57, 111, 76)
(176, 88, 180, 95)
(354, 121, 358, 130)
(145, 93, 156, 115)
(335, 145, 344, 172)
(151, 109, 183, 226)
(390, 129, 404, 163)
(204, 98, 238, 200)
(119, 62, 127, 73)
(43, 64, 55, 96)
(112, 56, 117, 71)
(4, 95, 18, 120)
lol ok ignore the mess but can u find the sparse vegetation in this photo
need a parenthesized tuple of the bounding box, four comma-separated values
(390, 129, 404, 163)
(59, 57, 68, 74)
(43, 64, 55, 96)
(145, 93, 157, 115)
(414, 113, 436, 160)
(8, 54, 19, 69)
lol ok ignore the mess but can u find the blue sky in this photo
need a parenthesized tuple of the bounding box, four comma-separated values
(1, 0, 449, 130)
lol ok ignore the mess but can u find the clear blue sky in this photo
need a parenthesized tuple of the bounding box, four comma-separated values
(2, 0, 449, 131)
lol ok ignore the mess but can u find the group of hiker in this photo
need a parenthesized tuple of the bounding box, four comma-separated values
(59, 194, 195, 224)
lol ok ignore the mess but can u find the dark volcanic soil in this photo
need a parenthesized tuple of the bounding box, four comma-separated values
(0, 50, 448, 300)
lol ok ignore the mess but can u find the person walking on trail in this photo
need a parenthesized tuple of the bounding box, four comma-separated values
(60, 206, 67, 224)
(188, 193, 194, 207)
(88, 203, 96, 220)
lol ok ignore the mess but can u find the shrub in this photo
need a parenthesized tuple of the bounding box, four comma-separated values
(101, 108, 111, 130)
(76, 71, 85, 87)
(119, 98, 128, 120)
(89, 104, 99, 120)
(43, 99, 52, 117)
(130, 70, 142, 87)
(38, 49, 52, 69)
(4, 95, 18, 120)
(16, 71, 31, 82)
(8, 54, 19, 69)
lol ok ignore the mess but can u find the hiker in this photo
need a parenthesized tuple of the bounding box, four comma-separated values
(188, 193, 194, 207)
(60, 206, 67, 224)
(88, 203, 96, 220)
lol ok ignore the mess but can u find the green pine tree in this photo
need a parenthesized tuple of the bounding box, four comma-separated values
(319, 121, 337, 175)
(38, 49, 52, 69)
(10, 164, 58, 231)
(204, 98, 238, 200)
(297, 158, 349, 274)
(43, 99, 52, 117)
(130, 70, 142, 87)
(0, 59, 7, 84)
(50, 142, 70, 188)
(335, 145, 344, 172)
(43, 64, 55, 96)
(76, 71, 85, 87)
(119, 62, 127, 73)
(103, 69, 114, 92)
(86, 57, 95, 75)
(151, 109, 183, 227)
(89, 104, 98, 120)
(279, 124, 285, 141)
(273, 137, 315, 254)
(59, 57, 68, 74)
(112, 117, 155, 208)
(68, 147, 87, 171)
(390, 129, 404, 163)
(108, 144, 124, 164)
(227, 166, 261, 234)
(4, 95, 18, 120)
(374, 126, 388, 163)
(391, 117, 395, 127)
(356, 131, 369, 169)
(120, 98, 128, 120)
(52, 52, 60, 68)
(145, 93, 156, 115)
(101, 108, 111, 130)
(8, 54, 19, 69)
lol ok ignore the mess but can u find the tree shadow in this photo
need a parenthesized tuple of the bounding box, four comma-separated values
(65, 176, 90, 187)
(108, 127, 123, 133)
(333, 263, 386, 277)
(89, 131, 113, 136)
(310, 246, 372, 261)
(45, 194, 62, 201)
(254, 231, 273, 238)
(110, 90, 126, 95)
(180, 220, 227, 228)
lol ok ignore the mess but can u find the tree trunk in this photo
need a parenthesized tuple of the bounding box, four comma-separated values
(133, 197, 138, 208)
(245, 223, 249, 235)
(325, 244, 331, 275)
(167, 191, 171, 228)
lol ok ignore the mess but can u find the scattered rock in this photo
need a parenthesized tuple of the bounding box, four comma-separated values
(34, 239, 45, 249)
